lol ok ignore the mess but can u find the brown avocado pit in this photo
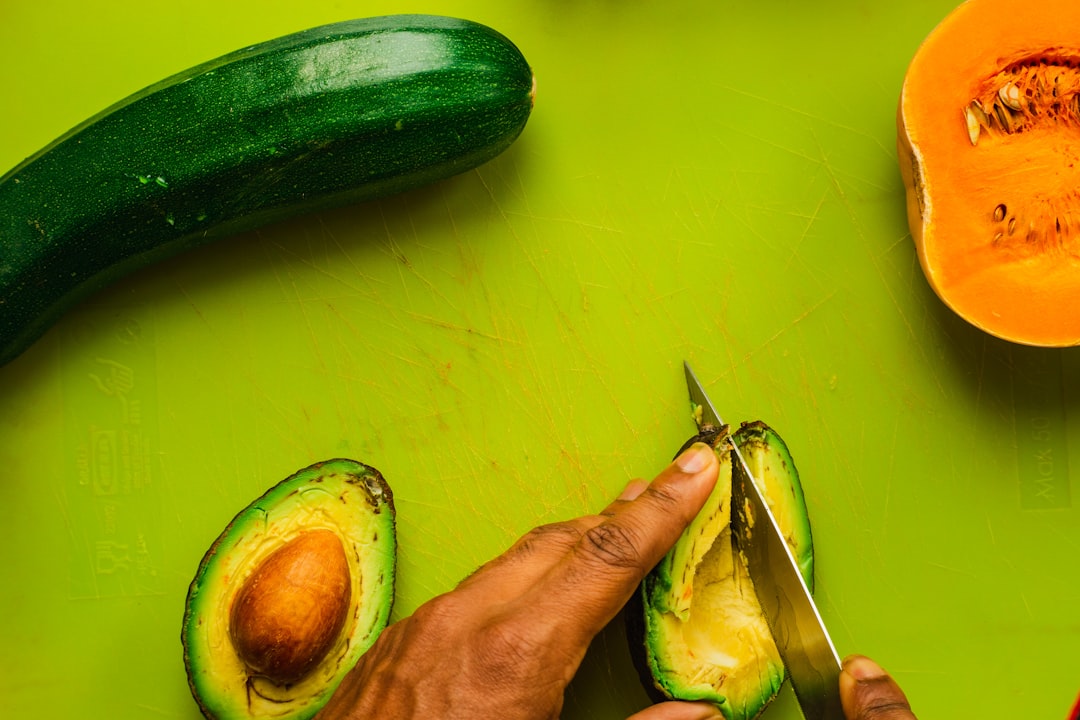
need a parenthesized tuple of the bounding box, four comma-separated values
(182, 459, 396, 720)
(228, 529, 353, 685)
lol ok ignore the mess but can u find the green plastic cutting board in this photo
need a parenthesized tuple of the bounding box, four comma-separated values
(2, 1, 1078, 718)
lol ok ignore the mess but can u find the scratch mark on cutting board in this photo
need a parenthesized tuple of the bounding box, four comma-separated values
(1019, 592, 1035, 621)
(263, 230, 382, 297)
(474, 168, 542, 356)
(806, 127, 951, 401)
(504, 210, 624, 235)
(51, 475, 100, 600)
(714, 83, 895, 161)
(472, 165, 649, 479)
(289, 275, 329, 374)
(924, 561, 978, 578)
(881, 415, 899, 538)
(737, 291, 837, 365)
(969, 332, 990, 463)
(985, 514, 998, 549)
(663, 165, 724, 237)
(822, 587, 859, 649)
(782, 188, 831, 273)
(314, 215, 384, 287)
(718, 179, 779, 254)
(875, 233, 912, 263)
(399, 311, 514, 344)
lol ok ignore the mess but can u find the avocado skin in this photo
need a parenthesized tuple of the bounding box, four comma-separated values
(181, 458, 397, 720)
(673, 427, 725, 458)
(626, 429, 729, 706)
(626, 424, 815, 719)
(625, 581, 673, 705)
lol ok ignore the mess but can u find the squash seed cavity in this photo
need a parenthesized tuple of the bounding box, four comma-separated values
(967, 55, 1080, 255)
(963, 56, 1080, 145)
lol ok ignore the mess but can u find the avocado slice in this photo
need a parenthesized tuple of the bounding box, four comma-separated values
(630, 422, 814, 720)
(181, 458, 396, 720)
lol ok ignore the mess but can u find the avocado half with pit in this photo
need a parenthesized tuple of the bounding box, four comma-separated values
(630, 422, 814, 720)
(181, 459, 396, 720)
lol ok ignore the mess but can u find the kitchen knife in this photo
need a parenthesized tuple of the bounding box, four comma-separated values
(684, 361, 844, 720)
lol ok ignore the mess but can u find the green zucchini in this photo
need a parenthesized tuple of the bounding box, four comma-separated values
(0, 14, 534, 366)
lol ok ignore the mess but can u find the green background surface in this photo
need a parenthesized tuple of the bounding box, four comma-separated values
(2, 1, 1078, 718)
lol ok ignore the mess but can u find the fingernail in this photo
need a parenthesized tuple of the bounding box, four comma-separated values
(675, 442, 715, 474)
(842, 654, 887, 681)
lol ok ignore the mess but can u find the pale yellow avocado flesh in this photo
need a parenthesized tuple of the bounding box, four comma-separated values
(639, 424, 813, 720)
(649, 446, 783, 710)
(182, 460, 396, 720)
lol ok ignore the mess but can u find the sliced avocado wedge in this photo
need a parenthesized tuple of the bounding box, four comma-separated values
(181, 459, 396, 720)
(630, 422, 814, 720)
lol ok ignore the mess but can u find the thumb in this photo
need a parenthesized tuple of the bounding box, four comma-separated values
(626, 701, 722, 720)
(840, 655, 917, 720)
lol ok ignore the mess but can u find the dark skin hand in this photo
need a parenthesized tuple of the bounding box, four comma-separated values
(318, 443, 917, 720)
(840, 655, 917, 720)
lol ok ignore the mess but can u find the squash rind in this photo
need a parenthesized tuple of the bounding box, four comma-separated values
(897, 0, 1080, 346)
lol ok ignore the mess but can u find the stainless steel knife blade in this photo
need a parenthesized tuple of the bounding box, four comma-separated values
(683, 361, 723, 431)
(730, 452, 843, 719)
(683, 361, 844, 720)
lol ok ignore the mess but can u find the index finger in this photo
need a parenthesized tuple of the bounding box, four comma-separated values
(530, 442, 720, 641)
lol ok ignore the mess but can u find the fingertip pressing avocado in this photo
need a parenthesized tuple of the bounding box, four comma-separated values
(629, 422, 814, 720)
(181, 459, 396, 720)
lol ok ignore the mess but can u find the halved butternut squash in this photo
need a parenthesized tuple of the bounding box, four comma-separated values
(898, 0, 1080, 346)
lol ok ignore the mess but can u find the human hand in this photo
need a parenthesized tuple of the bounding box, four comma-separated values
(316, 442, 724, 720)
(840, 655, 917, 720)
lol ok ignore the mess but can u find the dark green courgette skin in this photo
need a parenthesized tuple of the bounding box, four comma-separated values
(0, 14, 533, 366)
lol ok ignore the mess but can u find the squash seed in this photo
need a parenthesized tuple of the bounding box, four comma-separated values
(993, 102, 1015, 132)
(964, 107, 981, 145)
(993, 203, 1007, 222)
(998, 82, 1023, 111)
(970, 100, 990, 124)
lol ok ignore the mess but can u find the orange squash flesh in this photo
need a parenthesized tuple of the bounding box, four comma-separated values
(898, 0, 1080, 346)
